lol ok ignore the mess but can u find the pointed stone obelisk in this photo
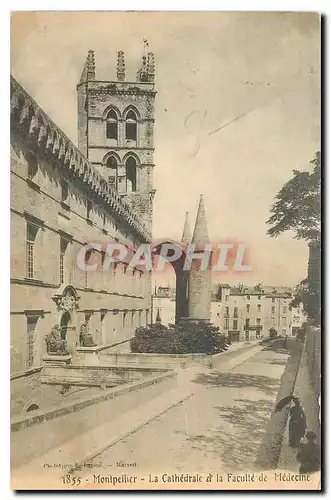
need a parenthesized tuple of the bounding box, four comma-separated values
(191, 195, 209, 251)
(187, 195, 211, 320)
(175, 212, 192, 323)
(181, 211, 192, 245)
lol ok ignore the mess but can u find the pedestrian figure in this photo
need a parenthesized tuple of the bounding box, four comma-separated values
(283, 334, 288, 349)
(289, 397, 307, 447)
(296, 431, 320, 473)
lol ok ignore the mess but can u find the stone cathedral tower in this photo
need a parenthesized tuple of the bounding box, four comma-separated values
(77, 47, 156, 231)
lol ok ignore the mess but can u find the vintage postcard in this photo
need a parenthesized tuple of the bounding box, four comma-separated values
(10, 11, 321, 491)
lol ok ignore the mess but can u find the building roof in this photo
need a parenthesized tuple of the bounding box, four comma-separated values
(10, 76, 151, 243)
(216, 282, 293, 297)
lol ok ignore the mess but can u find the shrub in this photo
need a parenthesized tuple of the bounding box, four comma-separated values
(296, 324, 307, 343)
(130, 323, 180, 354)
(130, 319, 228, 355)
(269, 327, 278, 339)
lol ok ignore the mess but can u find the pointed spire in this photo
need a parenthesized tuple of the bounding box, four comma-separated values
(147, 52, 155, 82)
(137, 39, 149, 82)
(79, 50, 95, 84)
(117, 50, 125, 81)
(191, 195, 210, 250)
(181, 211, 192, 245)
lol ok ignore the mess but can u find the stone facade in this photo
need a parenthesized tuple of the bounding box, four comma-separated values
(77, 50, 156, 230)
(153, 285, 305, 342)
(10, 49, 155, 413)
(212, 285, 305, 341)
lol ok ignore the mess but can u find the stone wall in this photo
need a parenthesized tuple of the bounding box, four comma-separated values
(10, 76, 153, 417)
(305, 325, 321, 398)
(11, 131, 151, 374)
(41, 364, 170, 386)
(10, 370, 106, 417)
(99, 351, 211, 369)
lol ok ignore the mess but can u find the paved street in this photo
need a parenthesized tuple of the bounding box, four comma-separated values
(90, 346, 289, 476)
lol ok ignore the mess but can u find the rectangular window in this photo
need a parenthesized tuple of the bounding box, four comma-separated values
(282, 316, 287, 326)
(86, 200, 92, 220)
(271, 306, 275, 314)
(123, 312, 127, 327)
(26, 223, 38, 279)
(100, 312, 106, 344)
(283, 306, 287, 314)
(26, 316, 38, 369)
(225, 295, 229, 301)
(27, 241, 34, 279)
(60, 237, 69, 284)
(258, 295, 261, 301)
(257, 304, 261, 312)
(246, 304, 250, 313)
(272, 298, 275, 303)
(60, 252, 64, 284)
(256, 318, 261, 325)
(224, 318, 229, 330)
(245, 318, 250, 327)
(100, 251, 106, 288)
(233, 319, 238, 330)
(61, 180, 69, 204)
(247, 295, 250, 300)
(225, 306, 229, 317)
(233, 307, 238, 318)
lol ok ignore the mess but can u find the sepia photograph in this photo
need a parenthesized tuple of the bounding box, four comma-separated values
(10, 11, 321, 490)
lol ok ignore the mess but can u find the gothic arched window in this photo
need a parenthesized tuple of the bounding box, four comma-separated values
(106, 155, 118, 190)
(125, 110, 137, 141)
(106, 109, 118, 140)
(126, 156, 137, 192)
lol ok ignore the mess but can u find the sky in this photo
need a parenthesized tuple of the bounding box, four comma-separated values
(11, 11, 320, 287)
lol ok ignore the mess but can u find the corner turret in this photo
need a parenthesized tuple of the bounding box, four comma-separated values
(116, 50, 125, 81)
(79, 50, 95, 84)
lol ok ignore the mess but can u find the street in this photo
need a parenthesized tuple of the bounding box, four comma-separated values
(89, 345, 289, 476)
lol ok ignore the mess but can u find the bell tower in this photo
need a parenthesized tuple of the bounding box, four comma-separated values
(77, 44, 156, 231)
